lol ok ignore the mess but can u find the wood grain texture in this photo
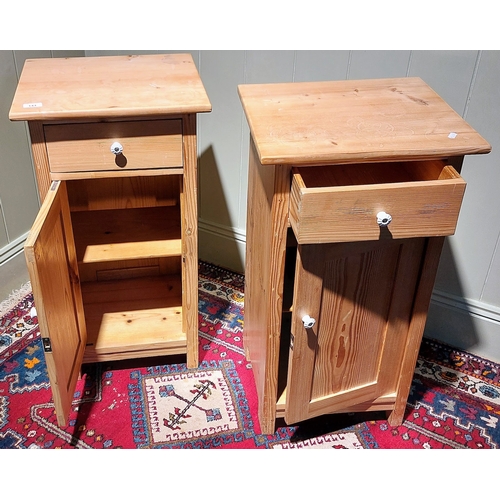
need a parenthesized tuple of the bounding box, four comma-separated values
(238, 77, 491, 166)
(44, 120, 183, 173)
(24, 181, 86, 427)
(375, 238, 426, 393)
(67, 176, 181, 211)
(243, 137, 290, 435)
(71, 206, 181, 264)
(28, 121, 52, 200)
(50, 168, 185, 181)
(9, 54, 212, 121)
(284, 238, 428, 424)
(388, 237, 446, 426)
(290, 161, 466, 243)
(181, 114, 199, 368)
(81, 275, 184, 363)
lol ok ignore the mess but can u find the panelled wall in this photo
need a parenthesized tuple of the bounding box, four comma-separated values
(2, 50, 499, 362)
(0, 50, 85, 263)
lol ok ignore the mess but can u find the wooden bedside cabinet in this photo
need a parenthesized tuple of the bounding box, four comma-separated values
(238, 77, 491, 435)
(9, 54, 211, 427)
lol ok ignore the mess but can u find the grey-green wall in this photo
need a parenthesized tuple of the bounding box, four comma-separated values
(1, 50, 499, 362)
(0, 50, 85, 262)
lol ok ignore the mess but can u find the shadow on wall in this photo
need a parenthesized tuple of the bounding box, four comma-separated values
(197, 145, 245, 274)
(424, 237, 482, 356)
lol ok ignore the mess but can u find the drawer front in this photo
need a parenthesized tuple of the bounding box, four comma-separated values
(44, 119, 183, 174)
(290, 162, 466, 244)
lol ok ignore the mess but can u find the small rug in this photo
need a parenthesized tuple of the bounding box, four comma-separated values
(1, 261, 499, 449)
(130, 360, 255, 448)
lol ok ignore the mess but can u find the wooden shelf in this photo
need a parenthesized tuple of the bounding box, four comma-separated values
(81, 275, 184, 363)
(72, 205, 181, 264)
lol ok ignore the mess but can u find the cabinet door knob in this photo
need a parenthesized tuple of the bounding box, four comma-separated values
(376, 211, 392, 227)
(110, 141, 124, 155)
(302, 315, 316, 329)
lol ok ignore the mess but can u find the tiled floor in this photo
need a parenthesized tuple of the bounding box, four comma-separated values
(0, 251, 30, 302)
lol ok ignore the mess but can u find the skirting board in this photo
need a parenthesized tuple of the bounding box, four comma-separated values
(425, 290, 500, 364)
(198, 219, 246, 274)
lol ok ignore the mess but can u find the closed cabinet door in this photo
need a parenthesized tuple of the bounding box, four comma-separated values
(285, 237, 426, 424)
(24, 180, 87, 427)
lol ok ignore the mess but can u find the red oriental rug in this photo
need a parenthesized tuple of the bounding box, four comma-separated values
(1, 261, 500, 450)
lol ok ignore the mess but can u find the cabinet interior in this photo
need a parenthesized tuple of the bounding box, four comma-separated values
(66, 175, 185, 362)
(296, 159, 455, 188)
(276, 229, 297, 411)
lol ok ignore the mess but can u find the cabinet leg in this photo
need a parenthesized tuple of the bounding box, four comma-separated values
(386, 409, 404, 427)
(387, 238, 445, 429)
(259, 417, 278, 436)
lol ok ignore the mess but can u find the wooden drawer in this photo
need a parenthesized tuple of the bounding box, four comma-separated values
(289, 160, 466, 244)
(44, 119, 183, 174)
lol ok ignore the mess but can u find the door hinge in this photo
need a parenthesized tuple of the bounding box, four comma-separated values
(42, 337, 52, 353)
(290, 333, 294, 350)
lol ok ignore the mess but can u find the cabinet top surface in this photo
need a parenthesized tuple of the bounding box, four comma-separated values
(238, 77, 491, 165)
(9, 53, 212, 121)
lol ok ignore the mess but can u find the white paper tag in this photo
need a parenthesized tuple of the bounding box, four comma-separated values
(448, 132, 457, 139)
(23, 102, 42, 108)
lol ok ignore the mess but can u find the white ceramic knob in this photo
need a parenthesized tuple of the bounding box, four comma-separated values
(376, 211, 392, 227)
(302, 315, 316, 329)
(110, 142, 123, 155)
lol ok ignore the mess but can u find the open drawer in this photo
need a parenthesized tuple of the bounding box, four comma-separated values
(289, 160, 466, 244)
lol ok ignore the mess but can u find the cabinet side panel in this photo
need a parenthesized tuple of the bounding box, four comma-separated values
(377, 238, 426, 394)
(181, 114, 199, 368)
(389, 236, 446, 425)
(28, 121, 52, 201)
(244, 137, 290, 434)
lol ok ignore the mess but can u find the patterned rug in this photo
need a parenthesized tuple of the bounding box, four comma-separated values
(1, 261, 499, 449)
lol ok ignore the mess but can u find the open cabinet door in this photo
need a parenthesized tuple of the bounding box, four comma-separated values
(24, 181, 86, 427)
(284, 238, 425, 424)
